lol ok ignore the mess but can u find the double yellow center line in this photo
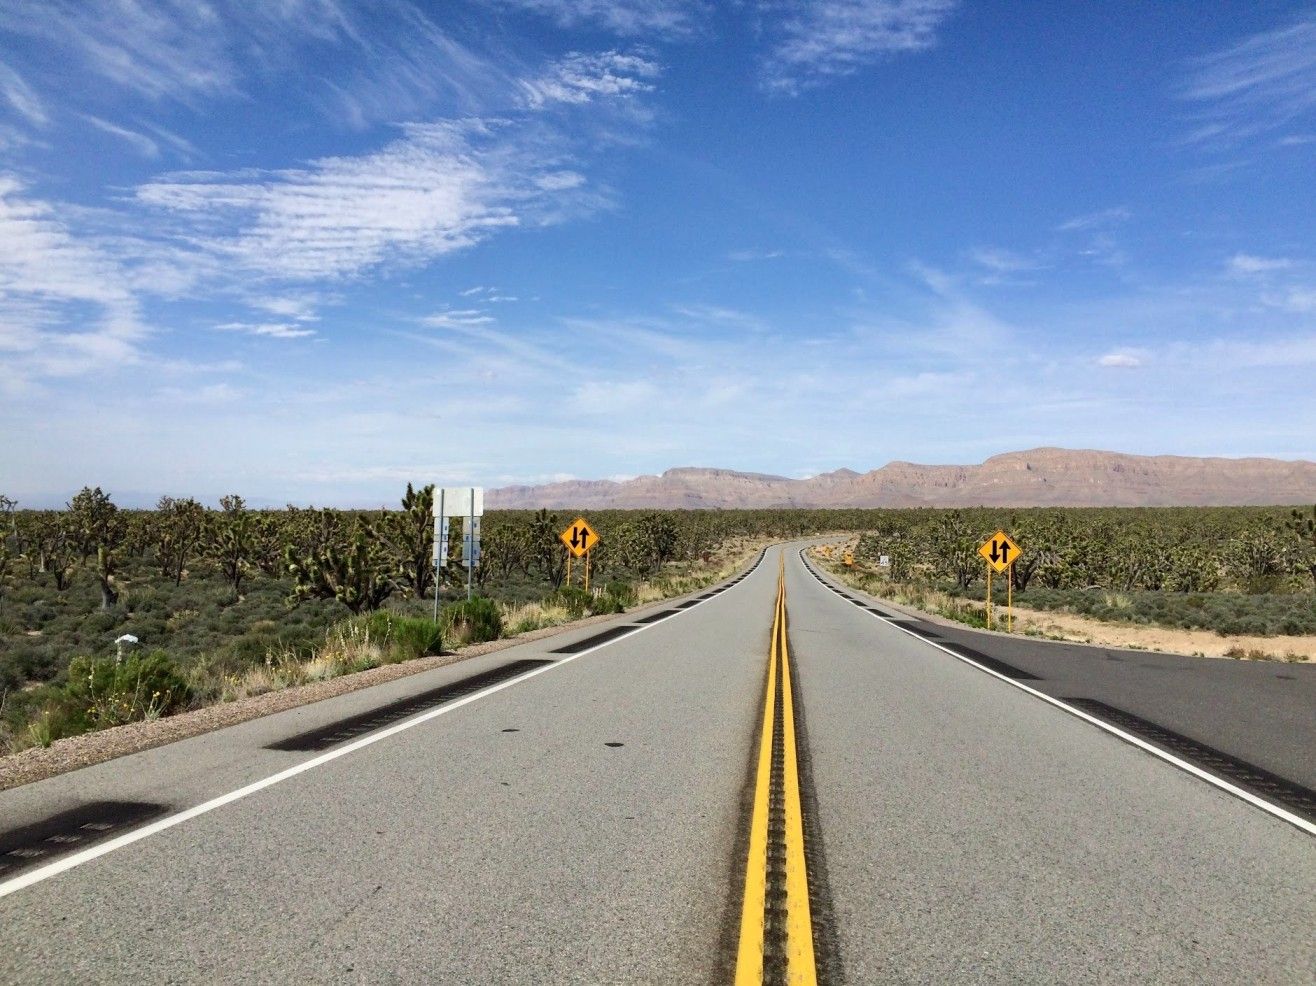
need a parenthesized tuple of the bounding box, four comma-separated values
(736, 556, 818, 985)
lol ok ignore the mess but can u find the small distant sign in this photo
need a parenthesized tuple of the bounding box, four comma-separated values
(878, 555, 890, 568)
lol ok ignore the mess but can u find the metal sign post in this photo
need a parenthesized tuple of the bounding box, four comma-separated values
(434, 486, 484, 613)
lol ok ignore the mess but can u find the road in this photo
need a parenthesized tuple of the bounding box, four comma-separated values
(1, 544, 1313, 983)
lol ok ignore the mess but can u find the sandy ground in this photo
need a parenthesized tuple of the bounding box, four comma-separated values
(992, 604, 1316, 662)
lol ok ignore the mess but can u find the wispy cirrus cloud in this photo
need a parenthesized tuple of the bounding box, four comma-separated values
(1227, 253, 1293, 275)
(422, 309, 497, 329)
(215, 321, 317, 340)
(1056, 207, 1131, 232)
(761, 0, 959, 94)
(519, 51, 660, 109)
(483, 0, 707, 37)
(1180, 13, 1316, 146)
(0, 60, 47, 127)
(1097, 352, 1142, 369)
(968, 246, 1045, 274)
(135, 119, 603, 282)
(81, 115, 160, 157)
(0, 0, 519, 138)
(0, 175, 146, 386)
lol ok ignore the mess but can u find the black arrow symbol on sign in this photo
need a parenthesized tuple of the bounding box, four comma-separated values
(989, 540, 1011, 564)
(572, 527, 589, 550)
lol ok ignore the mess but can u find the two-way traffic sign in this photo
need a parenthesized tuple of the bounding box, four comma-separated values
(978, 531, 1020, 573)
(560, 517, 598, 558)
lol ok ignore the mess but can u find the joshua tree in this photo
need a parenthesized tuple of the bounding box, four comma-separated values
(1287, 506, 1316, 589)
(286, 518, 399, 613)
(66, 487, 125, 608)
(384, 483, 435, 599)
(155, 496, 206, 585)
(205, 495, 254, 596)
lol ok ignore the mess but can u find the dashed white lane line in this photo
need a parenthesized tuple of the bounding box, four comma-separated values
(797, 550, 1316, 838)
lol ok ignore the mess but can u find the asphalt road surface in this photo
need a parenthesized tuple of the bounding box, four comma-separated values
(1, 544, 1312, 984)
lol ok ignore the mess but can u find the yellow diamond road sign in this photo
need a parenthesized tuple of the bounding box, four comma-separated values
(978, 531, 1021, 573)
(560, 518, 599, 558)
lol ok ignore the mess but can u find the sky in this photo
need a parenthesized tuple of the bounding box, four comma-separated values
(1, 0, 1315, 507)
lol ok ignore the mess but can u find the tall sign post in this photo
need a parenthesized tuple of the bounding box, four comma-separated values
(978, 531, 1021, 632)
(434, 487, 484, 617)
(559, 517, 599, 592)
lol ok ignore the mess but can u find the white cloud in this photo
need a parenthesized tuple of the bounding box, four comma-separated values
(763, 0, 959, 94)
(484, 0, 707, 37)
(0, 1, 519, 135)
(459, 286, 517, 302)
(1057, 207, 1131, 232)
(1227, 253, 1293, 275)
(520, 51, 660, 109)
(136, 119, 601, 281)
(156, 382, 244, 404)
(0, 60, 47, 126)
(728, 248, 785, 262)
(81, 115, 160, 157)
(1274, 288, 1316, 313)
(423, 309, 497, 329)
(1097, 352, 1142, 369)
(1180, 14, 1316, 146)
(215, 321, 317, 339)
(248, 294, 322, 321)
(0, 175, 146, 379)
(968, 246, 1043, 273)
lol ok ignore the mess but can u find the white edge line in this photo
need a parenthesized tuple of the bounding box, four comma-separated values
(796, 550, 1316, 838)
(0, 554, 772, 900)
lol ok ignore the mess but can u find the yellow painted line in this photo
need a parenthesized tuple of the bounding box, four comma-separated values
(735, 555, 818, 985)
(734, 571, 779, 984)
(778, 572, 817, 983)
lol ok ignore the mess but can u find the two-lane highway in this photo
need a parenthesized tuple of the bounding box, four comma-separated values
(1, 545, 1312, 983)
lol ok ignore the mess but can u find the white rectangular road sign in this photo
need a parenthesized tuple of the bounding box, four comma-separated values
(462, 517, 482, 567)
(434, 517, 451, 562)
(434, 487, 484, 518)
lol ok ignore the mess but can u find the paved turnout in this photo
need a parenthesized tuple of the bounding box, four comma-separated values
(1, 544, 1313, 984)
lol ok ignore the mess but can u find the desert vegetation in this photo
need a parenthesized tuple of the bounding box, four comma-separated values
(3, 493, 1313, 751)
(828, 506, 1316, 639)
(0, 487, 812, 752)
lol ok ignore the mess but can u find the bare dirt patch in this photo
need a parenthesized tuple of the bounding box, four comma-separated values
(997, 605, 1316, 663)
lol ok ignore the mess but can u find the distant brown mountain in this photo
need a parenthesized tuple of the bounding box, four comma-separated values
(486, 449, 1316, 510)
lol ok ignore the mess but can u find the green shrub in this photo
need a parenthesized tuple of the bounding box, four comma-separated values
(358, 611, 443, 662)
(442, 597, 503, 646)
(63, 652, 192, 730)
(553, 586, 593, 618)
(602, 581, 636, 607)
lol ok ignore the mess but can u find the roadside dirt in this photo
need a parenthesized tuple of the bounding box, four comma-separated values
(812, 546, 1315, 664)
(986, 604, 1316, 663)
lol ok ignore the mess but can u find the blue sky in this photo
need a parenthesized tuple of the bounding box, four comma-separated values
(1, 1, 1314, 506)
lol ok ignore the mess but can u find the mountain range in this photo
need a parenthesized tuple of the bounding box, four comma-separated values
(486, 448, 1316, 510)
